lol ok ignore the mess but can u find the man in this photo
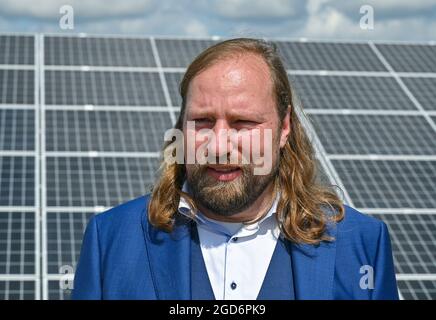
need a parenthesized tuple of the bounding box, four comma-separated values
(72, 38, 399, 300)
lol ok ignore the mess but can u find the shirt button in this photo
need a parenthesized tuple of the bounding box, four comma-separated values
(231, 282, 237, 290)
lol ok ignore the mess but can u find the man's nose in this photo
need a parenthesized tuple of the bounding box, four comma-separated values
(210, 119, 232, 159)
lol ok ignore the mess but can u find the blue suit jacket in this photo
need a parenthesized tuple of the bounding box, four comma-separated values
(71, 194, 399, 300)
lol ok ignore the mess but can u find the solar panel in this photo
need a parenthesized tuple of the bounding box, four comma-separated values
(0, 109, 35, 151)
(332, 160, 436, 209)
(310, 114, 436, 155)
(48, 280, 71, 300)
(156, 39, 218, 67)
(1, 34, 436, 300)
(375, 44, 436, 73)
(275, 41, 387, 71)
(0, 212, 35, 274)
(44, 71, 166, 106)
(46, 212, 94, 274)
(174, 110, 180, 120)
(398, 280, 436, 300)
(45, 110, 172, 152)
(0, 35, 34, 65)
(0, 280, 35, 300)
(401, 78, 436, 111)
(164, 72, 184, 106)
(44, 36, 156, 67)
(45, 156, 158, 207)
(291, 75, 416, 110)
(0, 156, 35, 206)
(0, 70, 34, 105)
(371, 213, 436, 274)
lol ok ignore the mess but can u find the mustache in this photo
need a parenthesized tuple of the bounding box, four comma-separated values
(190, 163, 253, 174)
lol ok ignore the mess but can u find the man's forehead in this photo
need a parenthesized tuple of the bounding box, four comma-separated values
(186, 53, 274, 108)
(190, 53, 272, 91)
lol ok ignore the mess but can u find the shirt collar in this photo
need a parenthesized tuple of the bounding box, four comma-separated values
(177, 181, 280, 238)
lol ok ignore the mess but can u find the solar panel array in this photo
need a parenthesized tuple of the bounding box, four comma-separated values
(0, 34, 435, 300)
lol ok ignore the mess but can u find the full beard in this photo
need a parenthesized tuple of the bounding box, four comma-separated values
(186, 161, 279, 217)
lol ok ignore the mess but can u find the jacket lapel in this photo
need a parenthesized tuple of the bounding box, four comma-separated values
(142, 211, 192, 300)
(190, 226, 215, 299)
(142, 201, 338, 300)
(257, 238, 295, 300)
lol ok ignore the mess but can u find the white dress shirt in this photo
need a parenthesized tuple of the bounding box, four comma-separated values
(178, 182, 280, 300)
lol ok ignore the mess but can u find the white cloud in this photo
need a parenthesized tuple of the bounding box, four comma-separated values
(0, 0, 433, 41)
(302, 7, 346, 38)
(324, 0, 436, 19)
(57, 9, 210, 38)
(330, 0, 436, 12)
(365, 0, 436, 11)
(102, 16, 210, 37)
(0, 0, 156, 19)
(201, 0, 306, 19)
(0, 0, 212, 37)
(183, 20, 209, 37)
(301, 1, 436, 41)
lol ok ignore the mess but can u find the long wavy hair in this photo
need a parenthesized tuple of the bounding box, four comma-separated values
(148, 38, 344, 245)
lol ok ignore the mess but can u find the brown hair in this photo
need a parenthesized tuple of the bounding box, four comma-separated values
(148, 38, 344, 245)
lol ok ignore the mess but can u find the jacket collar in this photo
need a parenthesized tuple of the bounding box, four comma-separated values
(142, 195, 337, 300)
(142, 195, 192, 299)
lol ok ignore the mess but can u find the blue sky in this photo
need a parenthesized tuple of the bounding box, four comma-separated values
(0, 0, 435, 41)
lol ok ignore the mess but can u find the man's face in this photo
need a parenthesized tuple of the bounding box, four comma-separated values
(183, 53, 290, 216)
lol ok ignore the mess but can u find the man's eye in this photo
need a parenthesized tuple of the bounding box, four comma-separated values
(235, 120, 258, 125)
(193, 118, 213, 124)
(192, 118, 214, 127)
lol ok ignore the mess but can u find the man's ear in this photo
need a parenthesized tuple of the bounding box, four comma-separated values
(279, 106, 291, 148)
